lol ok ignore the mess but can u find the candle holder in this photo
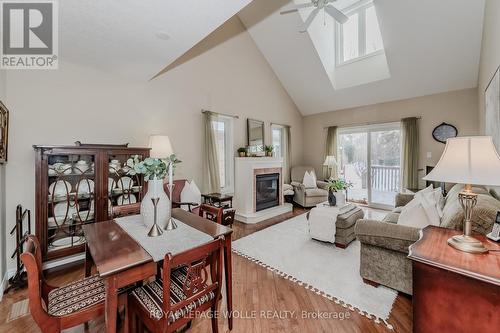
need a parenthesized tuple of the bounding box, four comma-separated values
(164, 161, 178, 230)
(147, 197, 163, 237)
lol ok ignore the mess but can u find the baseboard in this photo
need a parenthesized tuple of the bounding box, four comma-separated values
(0, 268, 16, 302)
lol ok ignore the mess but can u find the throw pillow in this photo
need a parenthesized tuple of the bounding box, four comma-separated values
(180, 180, 201, 211)
(302, 170, 317, 189)
(398, 202, 432, 229)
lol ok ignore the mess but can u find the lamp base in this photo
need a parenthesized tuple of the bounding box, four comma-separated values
(164, 217, 178, 231)
(447, 235, 488, 254)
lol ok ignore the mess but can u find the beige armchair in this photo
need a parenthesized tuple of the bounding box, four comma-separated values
(290, 166, 328, 207)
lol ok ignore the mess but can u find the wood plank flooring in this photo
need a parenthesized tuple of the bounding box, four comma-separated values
(0, 206, 411, 333)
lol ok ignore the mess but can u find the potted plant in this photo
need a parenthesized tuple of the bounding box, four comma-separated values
(126, 154, 181, 228)
(264, 145, 274, 157)
(237, 147, 246, 157)
(326, 178, 353, 207)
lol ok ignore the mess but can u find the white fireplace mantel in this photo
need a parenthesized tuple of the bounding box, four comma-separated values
(234, 157, 292, 223)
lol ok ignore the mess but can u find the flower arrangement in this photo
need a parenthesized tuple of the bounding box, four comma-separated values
(326, 178, 353, 192)
(126, 154, 181, 181)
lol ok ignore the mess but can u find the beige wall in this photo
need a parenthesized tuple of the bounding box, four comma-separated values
(2, 17, 303, 270)
(303, 88, 479, 188)
(0, 71, 5, 285)
(478, 0, 500, 134)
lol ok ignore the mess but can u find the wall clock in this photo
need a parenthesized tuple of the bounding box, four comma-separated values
(432, 122, 458, 144)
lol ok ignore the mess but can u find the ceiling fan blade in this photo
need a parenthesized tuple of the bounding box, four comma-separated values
(325, 5, 349, 24)
(280, 2, 315, 15)
(299, 7, 320, 33)
(280, 8, 298, 15)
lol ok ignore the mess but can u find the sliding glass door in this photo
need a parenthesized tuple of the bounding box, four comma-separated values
(338, 123, 401, 208)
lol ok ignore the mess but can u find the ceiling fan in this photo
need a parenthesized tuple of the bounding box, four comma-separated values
(280, 0, 349, 33)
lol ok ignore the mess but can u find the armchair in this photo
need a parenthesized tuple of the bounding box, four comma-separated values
(290, 166, 328, 207)
(164, 179, 201, 214)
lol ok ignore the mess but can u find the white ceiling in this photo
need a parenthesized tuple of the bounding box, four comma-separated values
(239, 0, 486, 115)
(59, 0, 252, 80)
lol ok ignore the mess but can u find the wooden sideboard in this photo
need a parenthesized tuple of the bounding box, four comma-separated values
(409, 226, 499, 333)
(34, 143, 150, 261)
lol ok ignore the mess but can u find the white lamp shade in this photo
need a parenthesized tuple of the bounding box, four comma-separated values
(323, 155, 337, 167)
(423, 136, 500, 186)
(148, 135, 173, 158)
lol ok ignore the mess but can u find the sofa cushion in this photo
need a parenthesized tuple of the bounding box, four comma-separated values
(441, 193, 500, 234)
(382, 212, 400, 224)
(305, 188, 327, 197)
(446, 184, 489, 205)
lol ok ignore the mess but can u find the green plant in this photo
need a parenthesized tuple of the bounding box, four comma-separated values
(264, 145, 274, 153)
(126, 154, 181, 181)
(237, 147, 247, 153)
(327, 178, 353, 192)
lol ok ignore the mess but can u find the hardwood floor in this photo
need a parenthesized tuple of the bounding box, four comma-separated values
(0, 205, 411, 333)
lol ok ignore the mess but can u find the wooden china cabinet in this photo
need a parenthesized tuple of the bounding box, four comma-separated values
(34, 143, 150, 261)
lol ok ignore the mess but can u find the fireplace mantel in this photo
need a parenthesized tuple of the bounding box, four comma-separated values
(234, 157, 292, 223)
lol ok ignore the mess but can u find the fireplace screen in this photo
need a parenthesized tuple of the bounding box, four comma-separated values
(256, 173, 279, 212)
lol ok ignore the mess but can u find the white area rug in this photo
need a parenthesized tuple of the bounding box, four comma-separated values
(232, 213, 397, 330)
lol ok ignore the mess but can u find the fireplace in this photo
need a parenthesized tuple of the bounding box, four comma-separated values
(255, 173, 280, 212)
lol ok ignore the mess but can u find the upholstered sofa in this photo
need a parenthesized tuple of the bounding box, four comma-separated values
(290, 166, 328, 207)
(355, 184, 500, 295)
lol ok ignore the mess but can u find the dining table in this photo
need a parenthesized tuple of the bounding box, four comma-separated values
(83, 208, 234, 333)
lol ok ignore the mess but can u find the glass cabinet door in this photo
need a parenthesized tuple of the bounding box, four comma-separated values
(107, 153, 146, 218)
(46, 153, 95, 255)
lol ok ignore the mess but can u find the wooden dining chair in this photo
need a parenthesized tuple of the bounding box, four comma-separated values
(21, 235, 105, 333)
(112, 202, 141, 218)
(198, 204, 223, 224)
(128, 237, 224, 333)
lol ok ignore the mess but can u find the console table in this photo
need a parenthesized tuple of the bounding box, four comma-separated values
(409, 226, 499, 333)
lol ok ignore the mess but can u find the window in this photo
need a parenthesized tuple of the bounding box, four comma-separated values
(212, 116, 234, 193)
(336, 2, 384, 66)
(272, 125, 284, 157)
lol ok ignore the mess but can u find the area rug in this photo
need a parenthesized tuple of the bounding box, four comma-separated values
(232, 213, 397, 330)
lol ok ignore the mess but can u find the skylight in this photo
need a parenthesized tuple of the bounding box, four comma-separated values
(336, 1, 384, 66)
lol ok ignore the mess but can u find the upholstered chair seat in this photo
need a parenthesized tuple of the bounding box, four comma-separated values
(130, 266, 216, 323)
(47, 275, 105, 316)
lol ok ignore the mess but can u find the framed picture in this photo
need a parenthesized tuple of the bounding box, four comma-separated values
(0, 101, 9, 164)
(485, 66, 500, 151)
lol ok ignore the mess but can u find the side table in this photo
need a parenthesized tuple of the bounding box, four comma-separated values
(409, 226, 499, 333)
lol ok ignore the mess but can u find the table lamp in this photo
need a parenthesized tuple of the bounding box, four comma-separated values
(148, 135, 177, 231)
(323, 155, 337, 179)
(423, 136, 500, 253)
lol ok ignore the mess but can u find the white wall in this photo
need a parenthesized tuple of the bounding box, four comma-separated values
(2, 17, 303, 270)
(303, 88, 479, 188)
(478, 0, 500, 134)
(0, 70, 6, 287)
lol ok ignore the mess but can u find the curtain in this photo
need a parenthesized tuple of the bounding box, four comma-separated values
(323, 126, 338, 179)
(203, 111, 221, 193)
(401, 117, 419, 190)
(282, 126, 291, 183)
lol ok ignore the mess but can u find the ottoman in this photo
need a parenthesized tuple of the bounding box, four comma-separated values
(335, 206, 364, 248)
(306, 203, 364, 248)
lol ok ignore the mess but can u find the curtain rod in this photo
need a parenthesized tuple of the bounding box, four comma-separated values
(323, 117, 421, 129)
(271, 122, 291, 128)
(201, 109, 239, 119)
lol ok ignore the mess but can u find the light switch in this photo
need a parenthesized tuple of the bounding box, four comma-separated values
(427, 152, 432, 159)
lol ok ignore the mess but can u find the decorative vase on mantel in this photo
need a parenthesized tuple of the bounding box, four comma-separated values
(141, 177, 170, 229)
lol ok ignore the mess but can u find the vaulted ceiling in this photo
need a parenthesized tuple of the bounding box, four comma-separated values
(59, 0, 252, 80)
(58, 0, 486, 116)
(239, 0, 486, 115)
